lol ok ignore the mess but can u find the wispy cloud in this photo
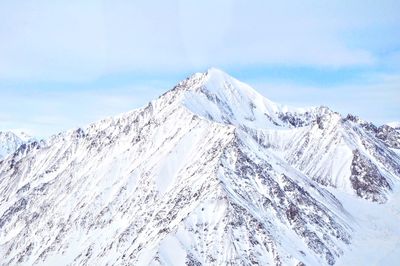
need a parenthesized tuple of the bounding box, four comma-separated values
(1, 0, 398, 81)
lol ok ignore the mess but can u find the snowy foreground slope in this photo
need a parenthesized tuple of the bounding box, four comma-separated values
(0, 68, 400, 265)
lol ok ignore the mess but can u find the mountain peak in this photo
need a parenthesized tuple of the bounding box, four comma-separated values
(205, 67, 232, 79)
(172, 68, 314, 130)
(150, 68, 325, 132)
(204, 67, 256, 94)
(206, 66, 227, 74)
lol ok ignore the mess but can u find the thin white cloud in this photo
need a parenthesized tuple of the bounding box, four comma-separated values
(1, 0, 398, 81)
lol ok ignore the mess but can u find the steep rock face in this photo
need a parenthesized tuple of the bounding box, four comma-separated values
(254, 116, 400, 203)
(350, 150, 391, 202)
(345, 115, 400, 149)
(376, 125, 400, 149)
(0, 68, 399, 265)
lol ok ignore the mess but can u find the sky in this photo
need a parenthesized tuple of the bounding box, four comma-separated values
(0, 0, 399, 137)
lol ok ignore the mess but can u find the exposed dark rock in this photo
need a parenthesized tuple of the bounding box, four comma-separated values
(0, 198, 28, 229)
(350, 150, 391, 203)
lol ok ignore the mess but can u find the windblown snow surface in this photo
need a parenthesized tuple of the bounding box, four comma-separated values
(0, 68, 399, 265)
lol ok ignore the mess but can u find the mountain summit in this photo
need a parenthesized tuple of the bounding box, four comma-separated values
(162, 67, 311, 130)
(0, 69, 399, 265)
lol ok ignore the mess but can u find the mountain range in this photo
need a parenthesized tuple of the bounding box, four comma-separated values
(0, 68, 399, 265)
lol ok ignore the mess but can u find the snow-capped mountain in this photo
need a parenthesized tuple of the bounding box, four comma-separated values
(0, 131, 33, 160)
(0, 68, 399, 265)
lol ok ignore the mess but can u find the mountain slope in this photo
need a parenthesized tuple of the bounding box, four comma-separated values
(177, 68, 400, 203)
(0, 68, 399, 265)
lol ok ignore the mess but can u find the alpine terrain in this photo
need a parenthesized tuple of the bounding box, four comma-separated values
(0, 68, 399, 265)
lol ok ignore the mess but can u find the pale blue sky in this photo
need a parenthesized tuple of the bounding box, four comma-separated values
(0, 0, 399, 137)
